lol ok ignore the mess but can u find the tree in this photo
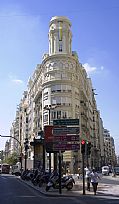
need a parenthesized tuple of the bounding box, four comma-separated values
(0, 150, 4, 161)
(3, 152, 19, 165)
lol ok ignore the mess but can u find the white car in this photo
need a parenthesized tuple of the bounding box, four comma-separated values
(11, 164, 21, 176)
(102, 166, 109, 175)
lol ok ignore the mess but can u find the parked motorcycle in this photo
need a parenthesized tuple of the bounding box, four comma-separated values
(31, 168, 44, 186)
(46, 171, 75, 191)
(25, 169, 34, 181)
(38, 172, 51, 187)
(21, 169, 30, 180)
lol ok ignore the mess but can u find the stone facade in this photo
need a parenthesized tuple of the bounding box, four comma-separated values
(5, 16, 116, 171)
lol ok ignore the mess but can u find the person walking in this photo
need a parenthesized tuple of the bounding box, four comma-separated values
(90, 168, 101, 195)
(85, 165, 91, 191)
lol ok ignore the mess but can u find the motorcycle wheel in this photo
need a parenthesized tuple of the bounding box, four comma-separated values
(21, 176, 25, 180)
(39, 180, 44, 187)
(66, 182, 73, 190)
(46, 186, 50, 192)
(21, 175, 25, 180)
(32, 180, 38, 186)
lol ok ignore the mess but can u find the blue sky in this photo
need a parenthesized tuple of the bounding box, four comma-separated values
(0, 0, 119, 154)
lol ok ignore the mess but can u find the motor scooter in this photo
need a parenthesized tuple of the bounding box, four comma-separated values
(46, 171, 75, 191)
(39, 172, 51, 187)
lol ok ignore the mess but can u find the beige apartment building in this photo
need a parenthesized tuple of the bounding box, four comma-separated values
(6, 16, 116, 172)
(103, 128, 116, 166)
(27, 16, 102, 171)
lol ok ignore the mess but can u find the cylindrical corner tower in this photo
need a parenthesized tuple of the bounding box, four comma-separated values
(48, 16, 72, 56)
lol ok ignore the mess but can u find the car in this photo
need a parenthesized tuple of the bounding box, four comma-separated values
(102, 166, 109, 175)
(11, 164, 21, 176)
(114, 166, 119, 175)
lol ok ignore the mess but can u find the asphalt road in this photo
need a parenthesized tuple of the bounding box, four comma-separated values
(0, 174, 119, 204)
(0, 174, 77, 204)
(100, 175, 119, 185)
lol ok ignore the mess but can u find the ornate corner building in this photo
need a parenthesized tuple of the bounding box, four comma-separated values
(6, 16, 116, 172)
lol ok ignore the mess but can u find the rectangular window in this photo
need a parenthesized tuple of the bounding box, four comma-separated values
(58, 21, 63, 41)
(62, 111, 67, 118)
(51, 85, 56, 92)
(57, 111, 61, 119)
(43, 114, 48, 122)
(26, 117, 28, 123)
(56, 84, 61, 91)
(59, 44, 62, 52)
(51, 111, 56, 119)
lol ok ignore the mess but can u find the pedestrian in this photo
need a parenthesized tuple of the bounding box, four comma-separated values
(85, 165, 91, 191)
(78, 167, 81, 179)
(112, 167, 116, 177)
(90, 168, 101, 195)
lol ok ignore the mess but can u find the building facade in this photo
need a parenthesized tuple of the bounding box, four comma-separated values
(5, 16, 116, 172)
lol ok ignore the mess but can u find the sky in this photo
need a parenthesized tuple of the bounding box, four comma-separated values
(0, 0, 119, 154)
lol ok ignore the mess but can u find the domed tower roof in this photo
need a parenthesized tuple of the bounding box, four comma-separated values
(48, 16, 72, 56)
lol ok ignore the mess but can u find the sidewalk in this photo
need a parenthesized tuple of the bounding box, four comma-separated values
(18, 176, 119, 197)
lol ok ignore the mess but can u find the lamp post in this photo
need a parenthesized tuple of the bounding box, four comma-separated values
(0, 135, 23, 172)
(24, 138, 29, 171)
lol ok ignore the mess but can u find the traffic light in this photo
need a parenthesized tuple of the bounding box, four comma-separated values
(87, 141, 91, 155)
(81, 140, 86, 154)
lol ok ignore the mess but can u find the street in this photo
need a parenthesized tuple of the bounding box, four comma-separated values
(100, 175, 119, 185)
(0, 174, 119, 204)
(0, 174, 77, 204)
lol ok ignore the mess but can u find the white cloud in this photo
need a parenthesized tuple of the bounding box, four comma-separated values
(8, 74, 24, 84)
(12, 79, 24, 84)
(83, 63, 105, 76)
(83, 63, 97, 73)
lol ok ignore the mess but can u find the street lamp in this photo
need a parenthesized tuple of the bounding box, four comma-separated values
(0, 135, 23, 172)
(24, 138, 29, 171)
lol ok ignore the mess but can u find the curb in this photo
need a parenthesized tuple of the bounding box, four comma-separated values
(17, 177, 76, 197)
(17, 177, 119, 198)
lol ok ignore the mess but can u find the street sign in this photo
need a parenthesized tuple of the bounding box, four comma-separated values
(53, 143, 80, 151)
(53, 119, 79, 126)
(46, 142, 80, 152)
(53, 127, 80, 135)
(44, 125, 54, 142)
(44, 124, 80, 152)
(53, 135, 80, 142)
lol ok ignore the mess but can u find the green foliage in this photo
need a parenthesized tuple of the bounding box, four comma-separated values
(0, 150, 4, 160)
(3, 152, 19, 165)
